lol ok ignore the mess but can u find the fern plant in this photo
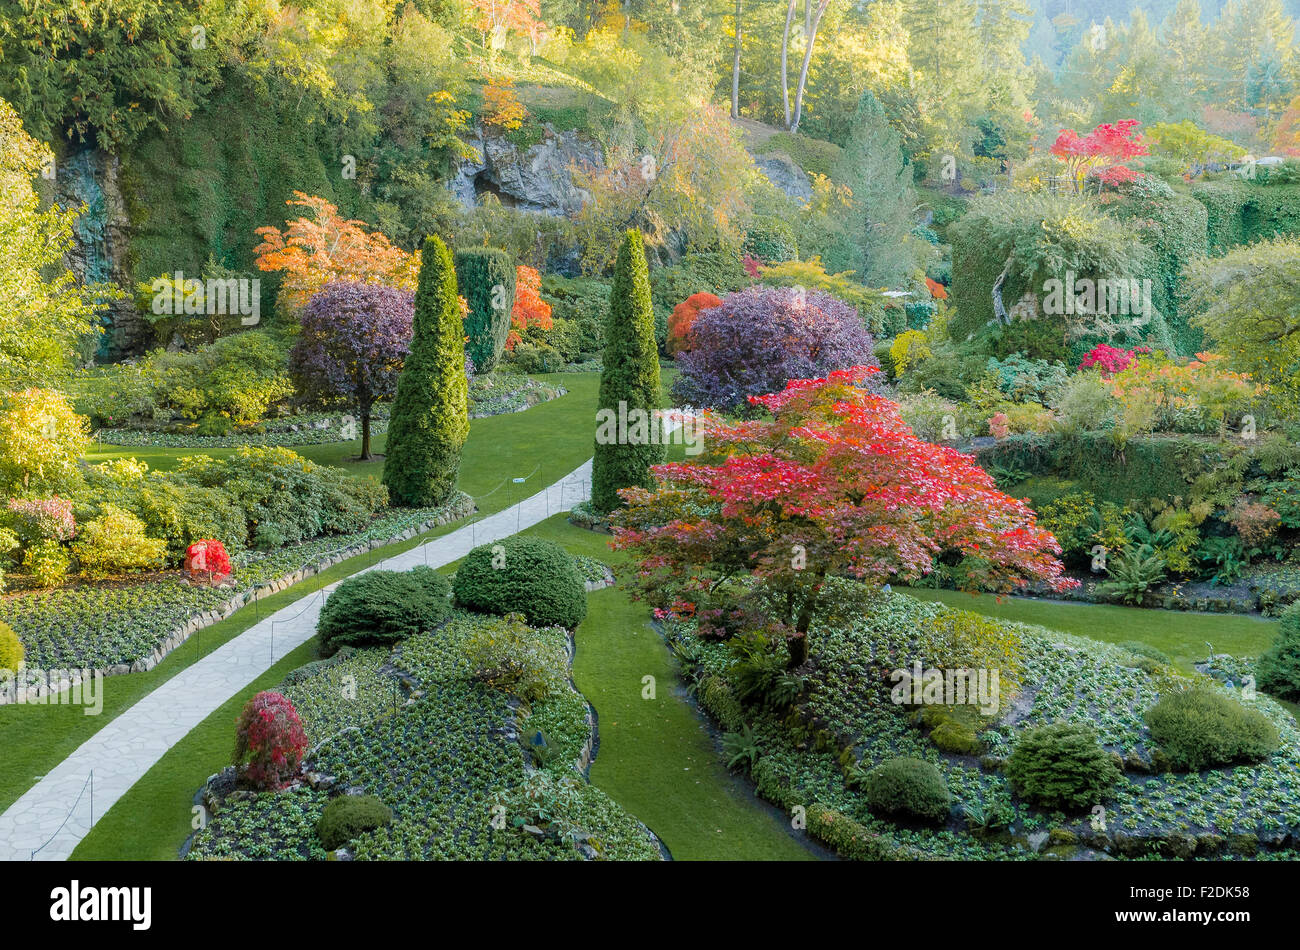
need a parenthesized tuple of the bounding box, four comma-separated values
(1097, 544, 1167, 604)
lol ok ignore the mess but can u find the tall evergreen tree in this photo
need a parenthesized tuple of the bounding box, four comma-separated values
(834, 91, 917, 288)
(591, 230, 663, 514)
(381, 235, 469, 507)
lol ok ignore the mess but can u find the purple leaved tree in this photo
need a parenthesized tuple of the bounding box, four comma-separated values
(672, 285, 878, 414)
(291, 280, 415, 460)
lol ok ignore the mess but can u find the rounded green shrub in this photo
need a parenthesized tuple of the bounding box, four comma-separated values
(743, 215, 799, 264)
(0, 621, 24, 673)
(317, 566, 451, 655)
(861, 756, 952, 823)
(317, 794, 392, 850)
(930, 719, 981, 755)
(1144, 687, 1279, 771)
(1257, 601, 1300, 701)
(452, 536, 587, 629)
(1005, 722, 1120, 810)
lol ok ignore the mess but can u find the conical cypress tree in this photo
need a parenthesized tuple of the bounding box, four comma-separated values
(591, 229, 663, 513)
(382, 236, 469, 507)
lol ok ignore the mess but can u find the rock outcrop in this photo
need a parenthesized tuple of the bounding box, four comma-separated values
(449, 124, 602, 216)
(753, 152, 814, 202)
(55, 149, 146, 361)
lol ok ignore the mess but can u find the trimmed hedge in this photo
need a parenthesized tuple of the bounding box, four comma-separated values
(976, 431, 1216, 508)
(317, 567, 452, 654)
(452, 536, 587, 629)
(317, 794, 392, 850)
(860, 756, 952, 823)
(1005, 722, 1120, 810)
(1144, 687, 1279, 771)
(455, 247, 516, 373)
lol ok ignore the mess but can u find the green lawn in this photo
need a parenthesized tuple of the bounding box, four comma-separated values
(5, 372, 605, 816)
(903, 587, 1279, 672)
(521, 516, 817, 861)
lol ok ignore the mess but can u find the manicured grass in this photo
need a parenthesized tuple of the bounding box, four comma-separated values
(4, 372, 606, 815)
(903, 588, 1279, 672)
(522, 516, 817, 861)
(71, 639, 321, 861)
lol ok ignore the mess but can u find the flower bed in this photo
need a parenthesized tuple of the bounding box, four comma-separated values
(0, 494, 473, 682)
(94, 373, 566, 448)
(673, 580, 1300, 860)
(186, 611, 662, 861)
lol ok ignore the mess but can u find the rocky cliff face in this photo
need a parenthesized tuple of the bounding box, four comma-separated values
(449, 124, 602, 215)
(56, 149, 147, 361)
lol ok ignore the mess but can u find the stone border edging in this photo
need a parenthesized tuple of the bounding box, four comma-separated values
(0, 494, 476, 706)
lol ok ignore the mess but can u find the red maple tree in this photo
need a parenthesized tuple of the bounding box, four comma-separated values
(666, 292, 722, 356)
(253, 192, 418, 314)
(506, 265, 553, 350)
(611, 367, 1075, 666)
(1051, 120, 1148, 192)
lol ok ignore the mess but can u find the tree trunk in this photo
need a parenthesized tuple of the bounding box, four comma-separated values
(789, 0, 830, 134)
(992, 258, 1012, 325)
(781, 0, 797, 128)
(731, 0, 743, 119)
(787, 576, 822, 670)
(360, 408, 372, 461)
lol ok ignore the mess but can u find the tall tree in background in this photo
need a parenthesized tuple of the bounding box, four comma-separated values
(591, 230, 663, 513)
(788, 0, 832, 132)
(834, 91, 917, 287)
(732, 0, 744, 118)
(382, 236, 469, 507)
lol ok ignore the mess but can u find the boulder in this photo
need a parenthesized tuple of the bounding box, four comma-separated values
(753, 153, 814, 202)
(450, 125, 601, 216)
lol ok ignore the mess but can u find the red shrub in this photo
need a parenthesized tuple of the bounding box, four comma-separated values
(185, 539, 232, 579)
(233, 691, 308, 790)
(666, 292, 722, 356)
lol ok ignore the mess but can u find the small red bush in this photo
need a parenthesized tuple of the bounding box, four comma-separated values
(186, 539, 232, 579)
(666, 292, 722, 356)
(233, 691, 308, 790)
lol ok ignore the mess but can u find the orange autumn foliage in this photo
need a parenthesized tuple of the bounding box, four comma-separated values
(482, 77, 528, 131)
(925, 277, 948, 300)
(253, 192, 419, 315)
(506, 265, 553, 349)
(667, 292, 723, 356)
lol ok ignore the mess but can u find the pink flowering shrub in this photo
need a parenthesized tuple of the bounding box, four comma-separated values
(6, 496, 75, 542)
(1078, 343, 1150, 377)
(232, 691, 308, 790)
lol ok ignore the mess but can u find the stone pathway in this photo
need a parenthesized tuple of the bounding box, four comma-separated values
(0, 461, 593, 861)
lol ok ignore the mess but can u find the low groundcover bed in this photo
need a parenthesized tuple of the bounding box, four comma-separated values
(673, 579, 1300, 861)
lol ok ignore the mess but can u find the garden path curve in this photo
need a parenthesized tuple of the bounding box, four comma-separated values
(0, 461, 594, 861)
